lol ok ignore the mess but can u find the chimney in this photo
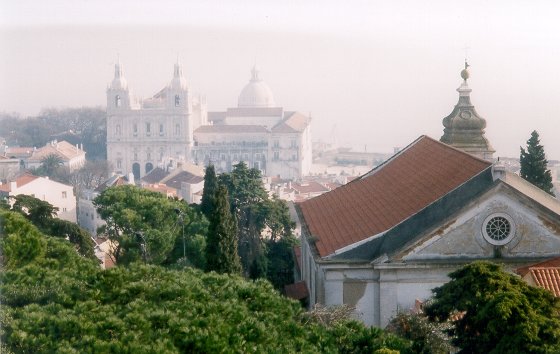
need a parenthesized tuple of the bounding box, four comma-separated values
(128, 172, 135, 185)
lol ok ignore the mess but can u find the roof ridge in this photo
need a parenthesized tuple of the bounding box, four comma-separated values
(355, 135, 427, 183)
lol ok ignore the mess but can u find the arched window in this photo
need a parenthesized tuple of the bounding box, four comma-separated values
(132, 163, 141, 181)
(145, 162, 154, 174)
(115, 95, 121, 107)
(175, 95, 180, 107)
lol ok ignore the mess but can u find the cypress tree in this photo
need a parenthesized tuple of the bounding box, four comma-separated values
(205, 184, 242, 274)
(200, 164, 218, 218)
(520, 130, 554, 195)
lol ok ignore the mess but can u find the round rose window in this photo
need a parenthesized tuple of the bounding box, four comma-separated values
(482, 213, 515, 246)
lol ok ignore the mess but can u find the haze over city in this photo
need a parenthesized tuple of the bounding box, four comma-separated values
(2, 0, 560, 159)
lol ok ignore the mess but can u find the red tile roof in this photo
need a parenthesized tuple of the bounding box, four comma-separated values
(298, 136, 492, 257)
(529, 268, 560, 297)
(517, 257, 560, 277)
(292, 181, 330, 194)
(0, 174, 39, 192)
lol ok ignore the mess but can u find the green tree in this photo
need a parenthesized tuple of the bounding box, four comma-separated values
(94, 185, 207, 267)
(0, 212, 410, 353)
(9, 194, 96, 260)
(426, 261, 560, 353)
(36, 153, 65, 177)
(200, 164, 218, 218)
(205, 184, 241, 274)
(217, 163, 297, 289)
(11, 194, 58, 229)
(49, 218, 96, 259)
(0, 211, 47, 268)
(520, 130, 554, 195)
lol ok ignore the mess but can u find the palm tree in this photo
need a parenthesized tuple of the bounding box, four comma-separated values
(39, 153, 64, 176)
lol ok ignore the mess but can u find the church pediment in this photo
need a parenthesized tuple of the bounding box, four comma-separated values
(398, 186, 560, 262)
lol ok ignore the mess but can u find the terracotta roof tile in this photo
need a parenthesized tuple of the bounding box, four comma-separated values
(141, 167, 170, 184)
(28, 141, 84, 162)
(292, 181, 330, 194)
(530, 268, 560, 297)
(298, 136, 492, 257)
(516, 257, 560, 277)
(164, 171, 204, 189)
(0, 174, 39, 192)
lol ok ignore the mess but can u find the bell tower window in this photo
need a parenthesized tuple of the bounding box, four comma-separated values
(175, 95, 180, 107)
(115, 95, 121, 107)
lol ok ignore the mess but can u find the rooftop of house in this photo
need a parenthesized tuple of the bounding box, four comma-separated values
(517, 257, 560, 297)
(27, 140, 85, 162)
(0, 174, 39, 192)
(298, 135, 493, 258)
(271, 112, 310, 133)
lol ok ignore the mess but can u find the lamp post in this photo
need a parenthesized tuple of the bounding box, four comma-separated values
(135, 232, 147, 263)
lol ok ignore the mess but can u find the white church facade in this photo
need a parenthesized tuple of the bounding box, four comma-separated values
(106, 63, 312, 180)
(106, 61, 207, 180)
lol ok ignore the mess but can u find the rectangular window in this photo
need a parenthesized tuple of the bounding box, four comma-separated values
(133, 124, 138, 136)
(117, 160, 122, 169)
(175, 124, 180, 135)
(273, 140, 279, 148)
(62, 191, 67, 199)
(63, 207, 67, 212)
(274, 151, 279, 160)
(290, 139, 297, 148)
(146, 123, 151, 135)
(160, 124, 164, 135)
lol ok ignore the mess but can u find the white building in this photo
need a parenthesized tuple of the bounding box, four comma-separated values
(193, 66, 313, 179)
(26, 140, 86, 172)
(106, 61, 207, 180)
(106, 62, 312, 181)
(0, 174, 76, 222)
(77, 174, 131, 236)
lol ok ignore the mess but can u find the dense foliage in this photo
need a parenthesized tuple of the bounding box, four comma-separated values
(520, 130, 554, 195)
(0, 107, 107, 160)
(0, 211, 411, 353)
(218, 162, 297, 289)
(200, 164, 218, 219)
(94, 185, 208, 268)
(7, 194, 96, 259)
(426, 261, 560, 353)
(205, 184, 242, 274)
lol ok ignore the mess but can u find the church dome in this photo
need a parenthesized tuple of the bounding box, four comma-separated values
(238, 66, 276, 108)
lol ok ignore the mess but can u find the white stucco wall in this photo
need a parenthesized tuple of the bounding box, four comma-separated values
(11, 177, 76, 222)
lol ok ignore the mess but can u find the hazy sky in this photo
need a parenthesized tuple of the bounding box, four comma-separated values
(2, 0, 560, 159)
